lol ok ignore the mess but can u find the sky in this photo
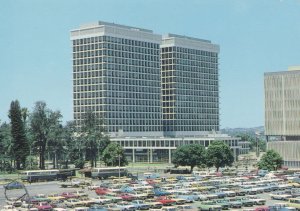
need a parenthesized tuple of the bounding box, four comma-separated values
(1, 0, 300, 128)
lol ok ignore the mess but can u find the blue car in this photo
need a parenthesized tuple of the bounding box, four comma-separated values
(131, 200, 150, 210)
(89, 204, 108, 211)
(153, 188, 170, 196)
(4, 181, 24, 190)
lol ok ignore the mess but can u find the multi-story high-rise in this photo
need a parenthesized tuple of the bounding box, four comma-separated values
(161, 34, 219, 137)
(71, 21, 163, 137)
(71, 21, 243, 163)
(265, 66, 300, 168)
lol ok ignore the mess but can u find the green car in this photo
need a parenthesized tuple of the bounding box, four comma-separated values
(217, 198, 242, 209)
(213, 199, 230, 210)
(235, 197, 254, 207)
(198, 201, 222, 211)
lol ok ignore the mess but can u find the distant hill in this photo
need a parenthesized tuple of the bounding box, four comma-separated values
(221, 126, 264, 136)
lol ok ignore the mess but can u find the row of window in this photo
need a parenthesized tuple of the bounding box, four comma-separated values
(163, 125, 219, 132)
(163, 107, 218, 113)
(119, 139, 239, 148)
(74, 96, 160, 105)
(162, 78, 217, 85)
(73, 44, 160, 54)
(161, 71, 217, 78)
(162, 59, 217, 68)
(74, 78, 160, 87)
(161, 52, 218, 61)
(73, 54, 159, 63)
(163, 113, 218, 119)
(74, 105, 160, 113)
(163, 120, 219, 125)
(162, 46, 218, 57)
(73, 59, 159, 68)
(162, 65, 218, 74)
(163, 97, 219, 104)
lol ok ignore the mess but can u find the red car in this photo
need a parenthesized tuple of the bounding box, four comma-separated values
(118, 193, 136, 201)
(34, 202, 52, 211)
(95, 187, 110, 195)
(60, 192, 79, 199)
(156, 196, 176, 206)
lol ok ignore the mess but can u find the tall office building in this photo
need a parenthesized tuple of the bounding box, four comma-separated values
(265, 66, 300, 168)
(71, 21, 163, 137)
(71, 21, 242, 163)
(161, 34, 220, 137)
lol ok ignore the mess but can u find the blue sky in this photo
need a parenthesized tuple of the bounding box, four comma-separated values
(1, 0, 300, 128)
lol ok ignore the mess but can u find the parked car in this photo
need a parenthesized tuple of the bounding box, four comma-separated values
(34, 202, 53, 211)
(131, 200, 150, 210)
(61, 192, 79, 199)
(197, 202, 222, 211)
(64, 198, 85, 208)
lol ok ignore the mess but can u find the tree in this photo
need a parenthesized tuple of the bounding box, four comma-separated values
(30, 101, 62, 169)
(80, 111, 109, 167)
(0, 122, 14, 172)
(258, 150, 283, 171)
(238, 134, 266, 152)
(62, 121, 78, 169)
(206, 141, 234, 172)
(102, 143, 127, 166)
(9, 100, 29, 169)
(172, 144, 206, 172)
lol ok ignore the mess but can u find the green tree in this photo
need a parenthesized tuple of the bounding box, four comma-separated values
(206, 141, 234, 172)
(62, 121, 78, 169)
(47, 121, 64, 169)
(25, 155, 39, 170)
(30, 101, 62, 169)
(0, 122, 14, 171)
(238, 134, 266, 152)
(80, 111, 109, 167)
(9, 100, 29, 169)
(258, 150, 283, 171)
(102, 143, 127, 166)
(172, 144, 206, 172)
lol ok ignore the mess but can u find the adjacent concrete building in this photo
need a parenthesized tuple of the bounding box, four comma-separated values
(264, 66, 300, 168)
(71, 21, 242, 163)
(161, 34, 220, 137)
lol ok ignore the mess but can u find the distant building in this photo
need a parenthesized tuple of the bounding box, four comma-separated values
(71, 21, 242, 163)
(264, 66, 300, 168)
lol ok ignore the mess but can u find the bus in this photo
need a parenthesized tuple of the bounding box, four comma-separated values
(91, 167, 127, 179)
(20, 169, 77, 182)
(20, 170, 59, 182)
(288, 198, 300, 209)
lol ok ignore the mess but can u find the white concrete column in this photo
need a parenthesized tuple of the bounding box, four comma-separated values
(132, 149, 135, 163)
(168, 149, 172, 164)
(150, 149, 153, 163)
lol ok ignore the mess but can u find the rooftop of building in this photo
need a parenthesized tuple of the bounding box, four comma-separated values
(265, 66, 300, 76)
(73, 21, 153, 33)
(163, 33, 211, 43)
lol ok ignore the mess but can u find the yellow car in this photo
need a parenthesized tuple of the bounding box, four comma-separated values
(47, 193, 65, 201)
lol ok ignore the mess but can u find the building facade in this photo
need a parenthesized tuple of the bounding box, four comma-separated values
(161, 34, 219, 137)
(71, 21, 243, 163)
(71, 21, 163, 137)
(265, 66, 300, 168)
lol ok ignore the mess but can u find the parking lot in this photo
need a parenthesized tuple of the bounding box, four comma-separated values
(1, 170, 300, 210)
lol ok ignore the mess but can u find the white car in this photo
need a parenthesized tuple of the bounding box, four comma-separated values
(91, 196, 112, 205)
(18, 203, 38, 211)
(0, 205, 18, 211)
